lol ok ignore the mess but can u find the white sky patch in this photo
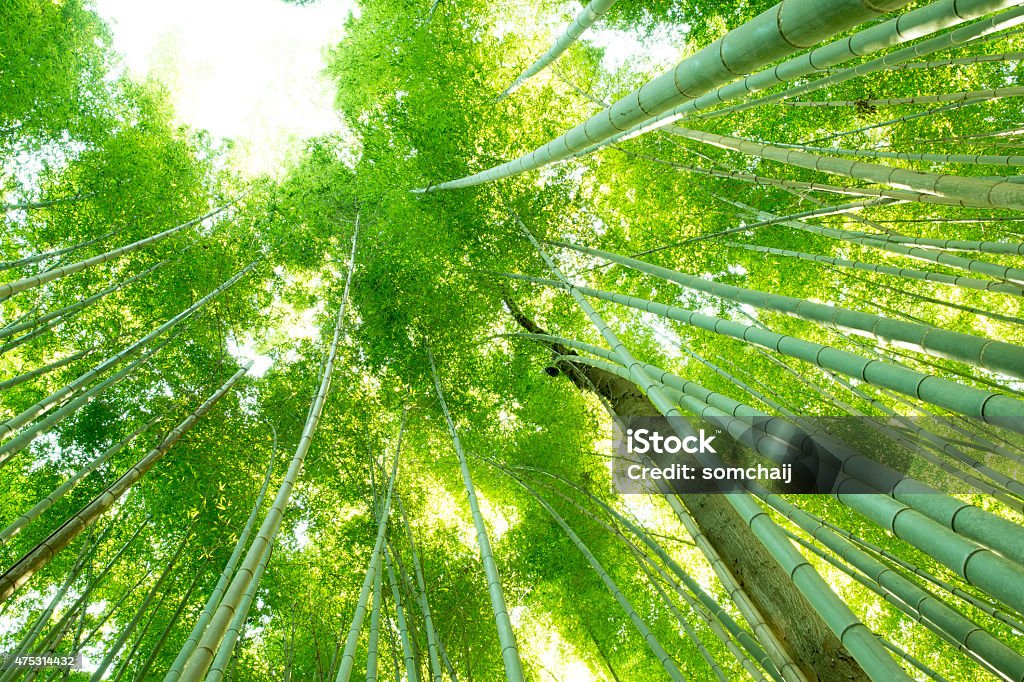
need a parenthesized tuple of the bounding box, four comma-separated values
(585, 23, 685, 74)
(93, 0, 353, 176)
(227, 336, 274, 378)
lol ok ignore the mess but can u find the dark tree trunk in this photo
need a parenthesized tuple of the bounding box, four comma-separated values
(505, 298, 869, 682)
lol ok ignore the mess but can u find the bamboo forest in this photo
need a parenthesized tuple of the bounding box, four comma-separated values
(7, 0, 1024, 679)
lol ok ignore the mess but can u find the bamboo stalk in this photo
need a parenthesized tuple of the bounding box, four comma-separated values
(0, 416, 162, 544)
(165, 448, 276, 681)
(180, 221, 359, 682)
(0, 363, 251, 603)
(0, 257, 262, 442)
(498, 0, 618, 99)
(418, 0, 913, 191)
(205, 542, 275, 682)
(428, 349, 525, 682)
(0, 203, 235, 302)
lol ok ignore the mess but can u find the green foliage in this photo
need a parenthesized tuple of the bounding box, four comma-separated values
(2, 1, 1024, 680)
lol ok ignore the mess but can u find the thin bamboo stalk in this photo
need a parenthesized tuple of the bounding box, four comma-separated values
(507, 475, 685, 681)
(551, 239, 1024, 387)
(132, 557, 211, 682)
(0, 363, 251, 603)
(366, 554, 384, 682)
(885, 50, 1024, 70)
(335, 413, 405, 682)
(0, 416, 162, 544)
(0, 259, 169, 342)
(784, 85, 1024, 108)
(180, 221, 359, 682)
(383, 543, 419, 682)
(428, 349, 525, 682)
(89, 530, 191, 681)
(0, 348, 95, 392)
(498, 0, 618, 99)
(669, 126, 1024, 210)
(0, 229, 117, 272)
(396, 496, 442, 682)
(0, 257, 262, 441)
(730, 200, 1024, 286)
(0, 203, 235, 302)
(0, 329, 179, 467)
(730, 243, 1024, 297)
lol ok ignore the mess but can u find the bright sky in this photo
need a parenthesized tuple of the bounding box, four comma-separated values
(93, 0, 354, 176)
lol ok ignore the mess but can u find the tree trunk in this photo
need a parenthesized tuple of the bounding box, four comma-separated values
(577, 362, 867, 681)
(506, 301, 870, 681)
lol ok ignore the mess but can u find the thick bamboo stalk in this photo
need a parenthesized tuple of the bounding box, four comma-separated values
(428, 349, 525, 682)
(498, 0, 618, 100)
(0, 258, 262, 441)
(787, 532, 1005, 676)
(506, 271, 1024, 424)
(417, 0, 912, 191)
(571, 0, 1024, 157)
(180, 221, 359, 682)
(0, 363, 251, 603)
(812, 507, 1024, 632)
(0, 416, 162, 544)
(551, 240, 1024, 384)
(205, 542, 274, 682)
(730, 243, 1024, 297)
(763, 493, 1024, 680)
(0, 203, 233, 302)
(696, 2, 1024, 122)
(164, 449, 276, 681)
